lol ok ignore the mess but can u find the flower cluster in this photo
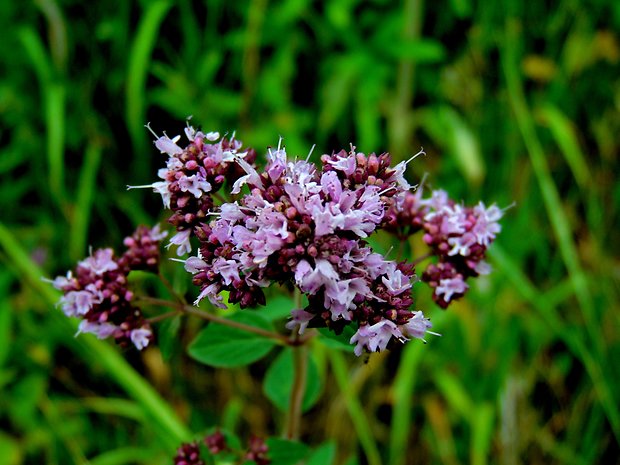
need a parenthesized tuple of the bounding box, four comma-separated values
(385, 189, 503, 308)
(173, 432, 270, 465)
(171, 139, 436, 356)
(49, 225, 166, 350)
(134, 124, 257, 256)
(48, 120, 504, 357)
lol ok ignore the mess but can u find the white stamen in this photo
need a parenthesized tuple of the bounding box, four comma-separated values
(305, 144, 316, 162)
(502, 201, 517, 213)
(404, 148, 425, 166)
(367, 293, 386, 303)
(144, 122, 159, 139)
(126, 184, 155, 190)
(378, 185, 397, 196)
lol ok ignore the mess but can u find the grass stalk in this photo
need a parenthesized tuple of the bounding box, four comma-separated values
(71, 141, 103, 260)
(126, 0, 173, 175)
(330, 351, 382, 465)
(285, 344, 308, 440)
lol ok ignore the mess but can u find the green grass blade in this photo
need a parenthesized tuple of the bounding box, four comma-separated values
(70, 141, 103, 261)
(18, 26, 66, 208)
(17, 27, 52, 83)
(0, 271, 12, 368)
(89, 447, 158, 465)
(536, 103, 591, 189)
(499, 31, 620, 442)
(419, 105, 486, 186)
(434, 369, 474, 419)
(470, 402, 494, 465)
(330, 351, 382, 465)
(126, 0, 173, 174)
(489, 245, 620, 442)
(501, 21, 599, 360)
(44, 82, 67, 207)
(387, 342, 425, 465)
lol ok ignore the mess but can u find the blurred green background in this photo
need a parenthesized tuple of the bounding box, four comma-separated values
(1, 0, 619, 464)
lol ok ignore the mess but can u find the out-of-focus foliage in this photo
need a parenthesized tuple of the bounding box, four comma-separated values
(0, 0, 618, 464)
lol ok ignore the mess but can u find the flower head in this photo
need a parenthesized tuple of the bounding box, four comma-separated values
(138, 124, 258, 255)
(180, 142, 436, 355)
(385, 186, 504, 308)
(48, 225, 166, 350)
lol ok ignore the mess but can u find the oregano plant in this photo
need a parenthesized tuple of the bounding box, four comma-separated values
(47, 121, 504, 464)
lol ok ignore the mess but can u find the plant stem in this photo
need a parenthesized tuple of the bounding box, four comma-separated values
(411, 252, 433, 266)
(158, 271, 187, 305)
(285, 343, 308, 440)
(283, 287, 308, 440)
(146, 309, 181, 324)
(137, 296, 289, 344)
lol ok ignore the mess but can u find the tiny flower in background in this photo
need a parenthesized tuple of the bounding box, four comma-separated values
(244, 436, 271, 465)
(173, 442, 205, 465)
(204, 430, 228, 454)
(173, 434, 269, 465)
(47, 225, 166, 350)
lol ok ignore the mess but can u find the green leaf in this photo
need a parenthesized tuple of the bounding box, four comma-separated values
(261, 294, 296, 322)
(265, 438, 310, 465)
(263, 348, 322, 413)
(188, 312, 277, 367)
(305, 441, 336, 465)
